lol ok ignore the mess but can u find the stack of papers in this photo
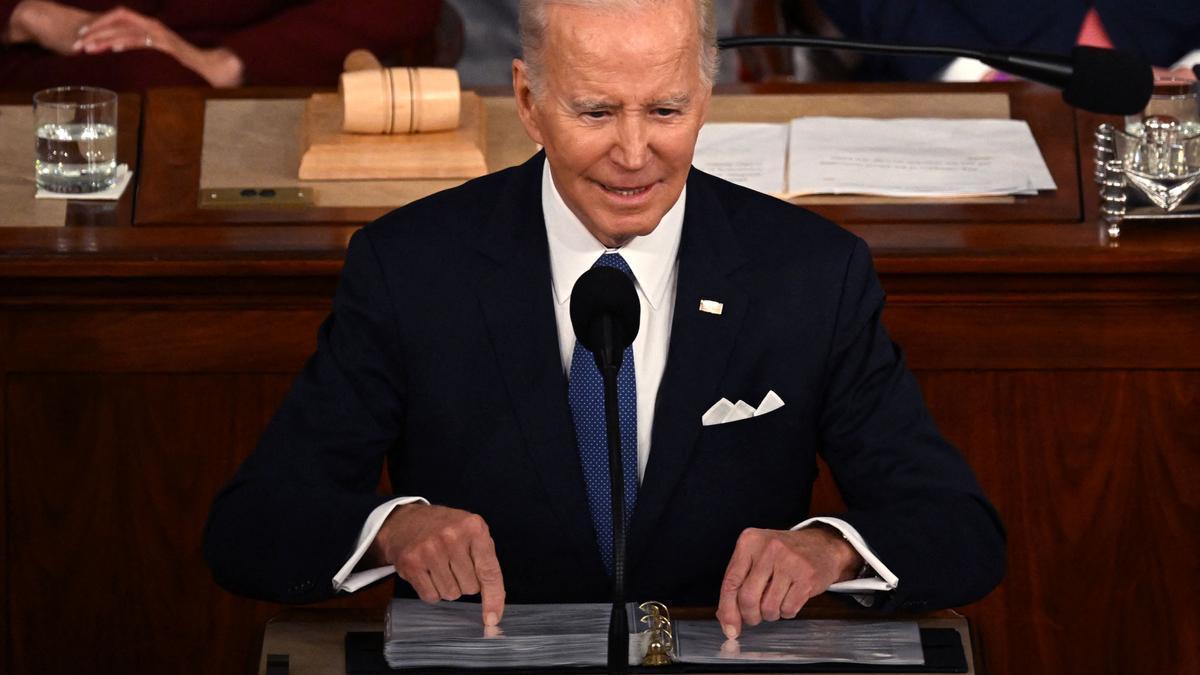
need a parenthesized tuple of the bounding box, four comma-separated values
(693, 117, 1056, 198)
(383, 600, 645, 669)
(382, 599, 926, 669)
(675, 618, 924, 665)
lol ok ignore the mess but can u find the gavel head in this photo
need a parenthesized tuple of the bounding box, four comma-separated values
(339, 67, 461, 135)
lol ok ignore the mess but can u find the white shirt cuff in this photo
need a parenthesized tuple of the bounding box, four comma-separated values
(331, 496, 429, 593)
(792, 516, 899, 606)
(1172, 49, 1200, 71)
(937, 56, 992, 82)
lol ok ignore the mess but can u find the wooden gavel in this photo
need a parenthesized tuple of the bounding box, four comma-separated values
(339, 50, 461, 135)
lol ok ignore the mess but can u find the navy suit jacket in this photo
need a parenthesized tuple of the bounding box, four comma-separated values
(204, 153, 1005, 611)
(813, 0, 1200, 80)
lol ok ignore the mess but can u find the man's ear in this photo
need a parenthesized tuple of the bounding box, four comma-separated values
(512, 58, 545, 146)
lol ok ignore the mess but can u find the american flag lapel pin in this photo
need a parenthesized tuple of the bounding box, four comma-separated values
(699, 299, 724, 315)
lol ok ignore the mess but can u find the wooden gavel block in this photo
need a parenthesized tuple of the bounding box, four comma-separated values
(298, 51, 486, 180)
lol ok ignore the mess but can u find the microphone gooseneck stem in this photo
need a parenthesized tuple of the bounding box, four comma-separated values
(980, 53, 1072, 88)
(718, 34, 989, 62)
(602, 364, 628, 673)
(596, 316, 629, 674)
(718, 33, 1155, 115)
(718, 34, 1077, 91)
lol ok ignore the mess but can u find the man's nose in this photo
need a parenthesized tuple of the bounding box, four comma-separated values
(610, 116, 650, 170)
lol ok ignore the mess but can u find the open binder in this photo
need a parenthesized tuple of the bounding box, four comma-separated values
(344, 599, 968, 674)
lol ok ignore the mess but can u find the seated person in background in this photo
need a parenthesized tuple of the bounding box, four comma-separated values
(204, 0, 1005, 638)
(445, 0, 521, 88)
(806, 0, 1199, 82)
(0, 0, 443, 89)
(447, 0, 739, 88)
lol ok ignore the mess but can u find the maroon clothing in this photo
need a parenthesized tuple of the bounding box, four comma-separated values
(0, 0, 442, 90)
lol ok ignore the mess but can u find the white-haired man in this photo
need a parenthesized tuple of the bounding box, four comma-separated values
(205, 0, 1005, 640)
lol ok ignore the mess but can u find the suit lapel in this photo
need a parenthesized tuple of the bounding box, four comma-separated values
(471, 155, 606, 576)
(627, 173, 749, 573)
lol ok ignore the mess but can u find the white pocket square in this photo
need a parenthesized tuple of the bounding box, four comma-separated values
(702, 390, 785, 426)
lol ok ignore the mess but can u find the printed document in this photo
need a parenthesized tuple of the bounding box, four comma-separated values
(692, 117, 1056, 199)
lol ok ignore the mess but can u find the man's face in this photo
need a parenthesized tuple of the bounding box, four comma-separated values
(513, 0, 712, 248)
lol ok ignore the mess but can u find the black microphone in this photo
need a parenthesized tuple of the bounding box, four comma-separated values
(571, 267, 640, 372)
(718, 35, 1154, 115)
(570, 265, 640, 674)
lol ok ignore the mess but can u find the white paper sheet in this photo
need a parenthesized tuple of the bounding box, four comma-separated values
(693, 123, 789, 194)
(786, 117, 1056, 197)
(675, 619, 924, 665)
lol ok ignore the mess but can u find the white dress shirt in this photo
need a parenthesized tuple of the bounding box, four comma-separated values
(332, 160, 898, 600)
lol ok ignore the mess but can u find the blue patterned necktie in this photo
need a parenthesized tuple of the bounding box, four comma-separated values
(568, 252, 639, 575)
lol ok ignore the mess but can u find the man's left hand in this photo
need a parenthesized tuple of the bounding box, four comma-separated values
(716, 526, 863, 639)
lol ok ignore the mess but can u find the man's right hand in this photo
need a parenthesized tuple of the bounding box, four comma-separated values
(371, 503, 506, 626)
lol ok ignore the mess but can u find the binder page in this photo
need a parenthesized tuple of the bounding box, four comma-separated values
(675, 618, 925, 665)
(383, 599, 647, 669)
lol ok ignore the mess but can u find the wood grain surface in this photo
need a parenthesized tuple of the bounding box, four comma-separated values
(919, 370, 1200, 675)
(5, 374, 395, 675)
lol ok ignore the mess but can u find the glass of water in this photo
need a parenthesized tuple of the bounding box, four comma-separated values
(33, 86, 118, 193)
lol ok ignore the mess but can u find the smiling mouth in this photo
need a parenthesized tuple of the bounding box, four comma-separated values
(597, 181, 653, 197)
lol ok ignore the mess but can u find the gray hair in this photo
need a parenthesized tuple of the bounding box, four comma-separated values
(518, 0, 719, 97)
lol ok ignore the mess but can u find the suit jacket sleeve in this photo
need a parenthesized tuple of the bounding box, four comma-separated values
(818, 238, 1005, 611)
(219, 0, 443, 86)
(203, 228, 404, 603)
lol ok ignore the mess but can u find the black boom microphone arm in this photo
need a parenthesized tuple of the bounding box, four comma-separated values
(718, 34, 1154, 115)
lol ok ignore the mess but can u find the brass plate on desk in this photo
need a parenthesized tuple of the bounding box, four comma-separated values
(199, 187, 315, 209)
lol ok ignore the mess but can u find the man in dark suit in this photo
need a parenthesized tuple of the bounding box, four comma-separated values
(204, 0, 1004, 640)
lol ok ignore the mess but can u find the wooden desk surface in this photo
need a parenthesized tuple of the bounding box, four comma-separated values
(258, 607, 980, 675)
(134, 81, 1080, 227)
(1, 82, 1198, 279)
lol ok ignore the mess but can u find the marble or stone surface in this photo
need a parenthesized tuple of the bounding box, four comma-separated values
(0, 106, 68, 227)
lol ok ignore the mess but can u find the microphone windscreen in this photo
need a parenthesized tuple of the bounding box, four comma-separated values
(1065, 46, 1153, 115)
(570, 267, 640, 354)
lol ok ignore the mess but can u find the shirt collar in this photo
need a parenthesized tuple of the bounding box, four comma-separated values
(542, 158, 685, 310)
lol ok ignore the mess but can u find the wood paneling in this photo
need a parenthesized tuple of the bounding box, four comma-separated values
(2, 296, 1196, 675)
(0, 373, 7, 675)
(0, 309, 325, 373)
(806, 366, 1200, 675)
(884, 294, 1200, 370)
(919, 370, 1200, 675)
(5, 374, 394, 675)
